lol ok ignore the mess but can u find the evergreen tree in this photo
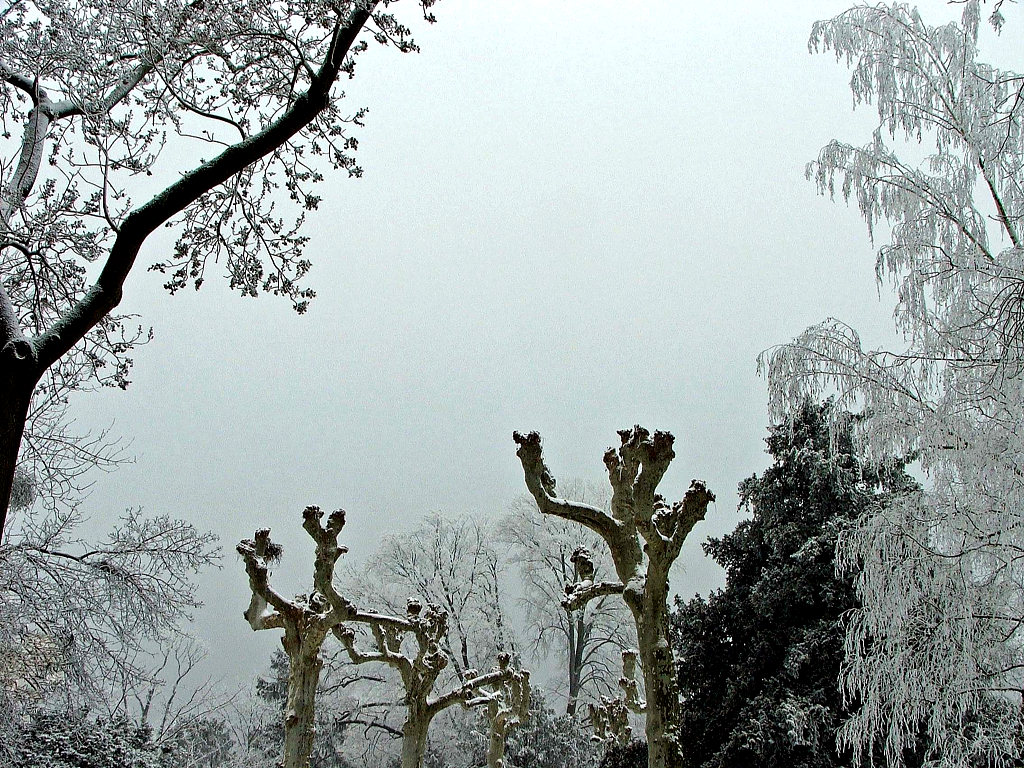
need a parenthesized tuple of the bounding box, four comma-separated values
(671, 401, 912, 768)
(11, 709, 168, 768)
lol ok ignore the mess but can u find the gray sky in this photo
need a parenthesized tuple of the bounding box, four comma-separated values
(69, 0, 1024, 688)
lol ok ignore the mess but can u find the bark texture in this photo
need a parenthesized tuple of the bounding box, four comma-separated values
(0, 306, 39, 528)
(514, 427, 713, 768)
(0, 368, 34, 520)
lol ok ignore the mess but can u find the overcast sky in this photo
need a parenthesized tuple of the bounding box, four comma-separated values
(69, 0, 1024, 688)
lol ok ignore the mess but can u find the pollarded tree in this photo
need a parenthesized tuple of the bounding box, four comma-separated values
(474, 656, 531, 768)
(335, 606, 529, 768)
(0, 0, 440, 538)
(238, 506, 527, 768)
(501, 484, 634, 717)
(238, 517, 346, 768)
(762, 3, 1024, 766)
(513, 427, 714, 768)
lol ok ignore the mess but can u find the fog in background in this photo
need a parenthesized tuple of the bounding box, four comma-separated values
(62, 0, 1024, 689)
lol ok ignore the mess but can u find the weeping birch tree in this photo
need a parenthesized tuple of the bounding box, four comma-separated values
(762, 3, 1024, 766)
(513, 427, 714, 768)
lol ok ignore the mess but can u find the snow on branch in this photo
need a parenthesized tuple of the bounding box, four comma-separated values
(588, 649, 645, 746)
(237, 505, 361, 768)
(513, 431, 621, 541)
(512, 427, 713, 768)
(561, 547, 624, 612)
(332, 597, 529, 768)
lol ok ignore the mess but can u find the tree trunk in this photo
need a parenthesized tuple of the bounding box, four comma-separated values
(634, 570, 682, 768)
(566, 613, 583, 717)
(400, 706, 431, 768)
(487, 724, 507, 768)
(281, 635, 325, 768)
(0, 363, 34, 542)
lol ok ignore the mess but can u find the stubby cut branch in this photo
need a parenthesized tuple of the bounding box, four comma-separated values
(514, 427, 713, 768)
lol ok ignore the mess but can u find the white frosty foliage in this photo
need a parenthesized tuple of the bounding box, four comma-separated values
(0, 505, 218, 728)
(763, 3, 1024, 767)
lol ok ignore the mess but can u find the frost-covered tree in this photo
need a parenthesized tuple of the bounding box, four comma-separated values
(0, 0, 440, 536)
(10, 708, 168, 768)
(241, 648, 386, 768)
(336, 608, 529, 768)
(502, 484, 634, 717)
(490, 691, 598, 768)
(513, 427, 714, 768)
(238, 508, 359, 768)
(588, 648, 645, 748)
(671, 401, 917, 768)
(762, 3, 1024, 766)
(475, 657, 530, 768)
(0, 506, 218, 748)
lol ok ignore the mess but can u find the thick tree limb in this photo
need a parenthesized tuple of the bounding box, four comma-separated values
(666, 480, 715, 558)
(32, 3, 376, 375)
(428, 662, 521, 716)
(0, 62, 37, 99)
(333, 625, 397, 667)
(563, 579, 626, 612)
(302, 505, 355, 617)
(513, 431, 621, 541)
(237, 528, 295, 628)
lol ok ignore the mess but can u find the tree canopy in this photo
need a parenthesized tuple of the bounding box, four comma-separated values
(0, 0, 439, 534)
